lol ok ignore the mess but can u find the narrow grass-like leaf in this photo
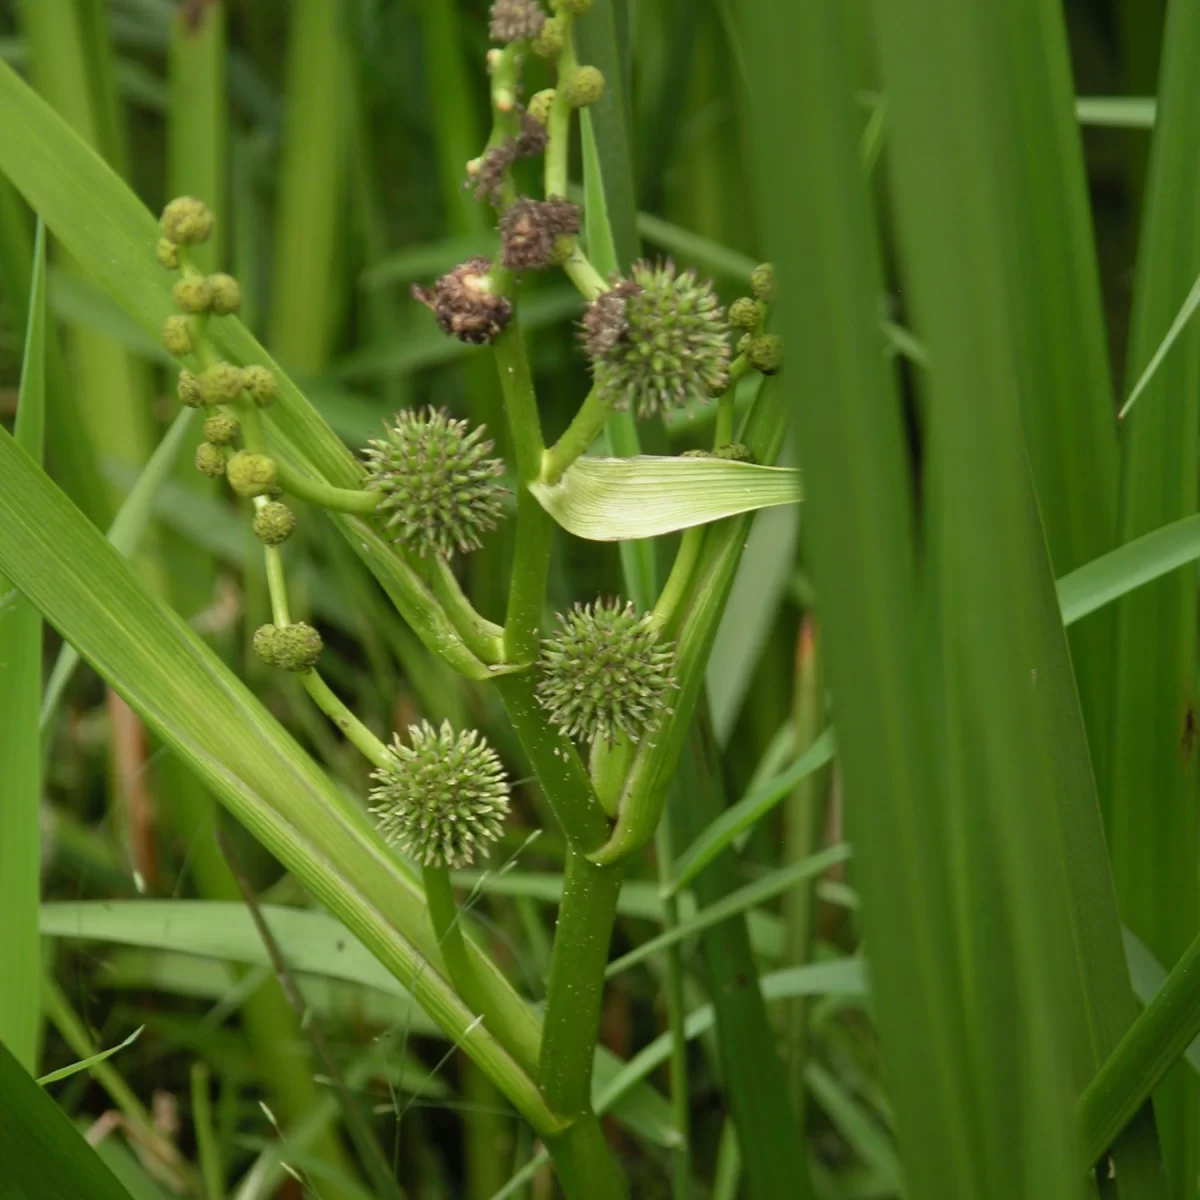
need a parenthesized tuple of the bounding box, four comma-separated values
(531, 455, 801, 541)
(37, 1025, 143, 1086)
(1123, 929, 1200, 1075)
(803, 1063, 903, 1195)
(1075, 97, 1157, 128)
(0, 221, 47, 1073)
(665, 728, 838, 896)
(1118, 267, 1200, 419)
(0, 1041, 135, 1200)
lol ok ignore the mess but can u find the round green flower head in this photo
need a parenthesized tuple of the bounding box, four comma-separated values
(750, 262, 775, 304)
(226, 451, 278, 498)
(155, 238, 179, 270)
(368, 721, 510, 869)
(561, 65, 605, 108)
(160, 196, 214, 245)
(253, 622, 323, 672)
(203, 411, 239, 445)
(746, 333, 782, 375)
(536, 598, 677, 744)
(207, 273, 242, 316)
(528, 88, 556, 125)
(583, 260, 731, 418)
(253, 501, 296, 546)
(728, 296, 764, 332)
(363, 407, 507, 558)
(531, 18, 563, 57)
(177, 369, 203, 408)
(241, 364, 278, 408)
(194, 442, 226, 478)
(162, 314, 193, 358)
(172, 276, 212, 314)
(198, 362, 244, 405)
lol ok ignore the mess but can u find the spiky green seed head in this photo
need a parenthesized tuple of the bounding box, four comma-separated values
(363, 407, 507, 558)
(528, 87, 557, 125)
(536, 599, 677, 744)
(583, 260, 731, 418)
(253, 622, 323, 672)
(156, 238, 180, 269)
(160, 196, 214, 245)
(728, 296, 764, 332)
(207, 273, 242, 316)
(194, 441, 226, 478)
(203, 411, 239, 445)
(553, 0, 595, 13)
(172, 275, 213, 314)
(750, 262, 775, 303)
(177, 369, 203, 408)
(531, 18, 564, 57)
(746, 333, 782, 375)
(561, 65, 605, 108)
(489, 0, 545, 42)
(369, 721, 510, 869)
(253, 501, 296, 546)
(198, 362, 244, 405)
(226, 451, 278, 498)
(162, 314, 193, 358)
(241, 364, 278, 408)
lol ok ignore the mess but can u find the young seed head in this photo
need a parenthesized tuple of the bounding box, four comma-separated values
(369, 721, 510, 869)
(745, 333, 783, 375)
(728, 296, 764, 332)
(203, 411, 239, 445)
(226, 451, 278, 498)
(155, 238, 180, 270)
(489, 0, 546, 42)
(536, 598, 677, 744)
(160, 196, 214, 245)
(207, 273, 242, 316)
(177, 369, 203, 408)
(750, 262, 775, 303)
(560, 65, 605, 108)
(194, 441, 226, 478)
(528, 88, 556, 125)
(161, 314, 193, 358)
(253, 622, 323, 672)
(198, 362, 245, 405)
(253, 501, 296, 546)
(499, 197, 580, 270)
(241, 364, 278, 408)
(531, 18, 564, 57)
(172, 275, 213, 314)
(412, 258, 513, 345)
(363, 407, 507, 558)
(583, 260, 731, 417)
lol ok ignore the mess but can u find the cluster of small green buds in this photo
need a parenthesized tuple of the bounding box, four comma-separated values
(363, 407, 507, 558)
(744, 333, 782, 375)
(226, 451, 278, 498)
(536, 599, 677, 744)
(198, 362, 244, 405)
(203, 411, 239, 445)
(728, 296, 765, 332)
(241, 364, 278, 407)
(368, 721, 510, 869)
(489, 0, 546, 42)
(160, 196, 215, 246)
(207, 273, 242, 316)
(531, 18, 564, 57)
(413, 258, 514, 344)
(583, 259, 731, 418)
(253, 622, 323, 672)
(561, 65, 605, 108)
(194, 442, 226, 478)
(253, 501, 296, 546)
(750, 261, 775, 303)
(162, 315, 193, 357)
(499, 197, 580, 270)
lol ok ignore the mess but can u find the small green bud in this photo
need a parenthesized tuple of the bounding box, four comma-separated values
(172, 275, 213, 314)
(554, 0, 596, 13)
(713, 442, 755, 462)
(528, 88, 556, 125)
(369, 721, 510, 869)
(531, 17, 564, 57)
(738, 332, 752, 355)
(750, 262, 775, 303)
(561, 65, 605, 108)
(161, 314, 193, 357)
(160, 196, 214, 245)
(550, 234, 576, 266)
(241, 364, 278, 407)
(253, 501, 296, 546)
(177, 369, 203, 408)
(203, 411, 239, 445)
(207, 273, 242, 316)
(226, 451, 278, 498)
(155, 238, 180, 269)
(728, 296, 763, 331)
(746, 333, 782, 375)
(194, 441, 226, 478)
(253, 622, 323, 672)
(198, 362, 245, 405)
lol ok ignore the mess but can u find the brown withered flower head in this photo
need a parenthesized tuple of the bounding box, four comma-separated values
(499, 197, 580, 269)
(471, 111, 550, 206)
(581, 279, 641, 359)
(413, 258, 513, 345)
(489, 0, 546, 42)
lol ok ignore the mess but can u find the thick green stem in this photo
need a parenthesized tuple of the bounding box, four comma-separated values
(544, 1113, 627, 1199)
(539, 848, 623, 1113)
(714, 392, 736, 447)
(302, 671, 392, 773)
(426, 556, 506, 664)
(544, 16, 578, 200)
(563, 246, 609, 300)
(273, 456, 379, 514)
(542, 384, 614, 484)
(652, 527, 707, 636)
(423, 864, 489, 1017)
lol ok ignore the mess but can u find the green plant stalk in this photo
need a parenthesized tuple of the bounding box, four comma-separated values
(301, 669, 392, 774)
(191, 1062, 225, 1200)
(545, 14, 579, 200)
(1080, 924, 1200, 1165)
(425, 557, 507, 664)
(542, 385, 614, 484)
(271, 457, 379, 514)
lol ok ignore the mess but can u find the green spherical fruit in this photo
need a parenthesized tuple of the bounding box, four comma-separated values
(172, 276, 213, 314)
(203, 411, 239, 445)
(197, 362, 245, 405)
(226, 451, 278, 498)
(561, 65, 605, 108)
(160, 196, 214, 245)
(252, 501, 296, 546)
(241, 364, 278, 407)
(194, 441, 226, 478)
(253, 622, 323, 672)
(207, 273, 242, 316)
(161, 315, 193, 358)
